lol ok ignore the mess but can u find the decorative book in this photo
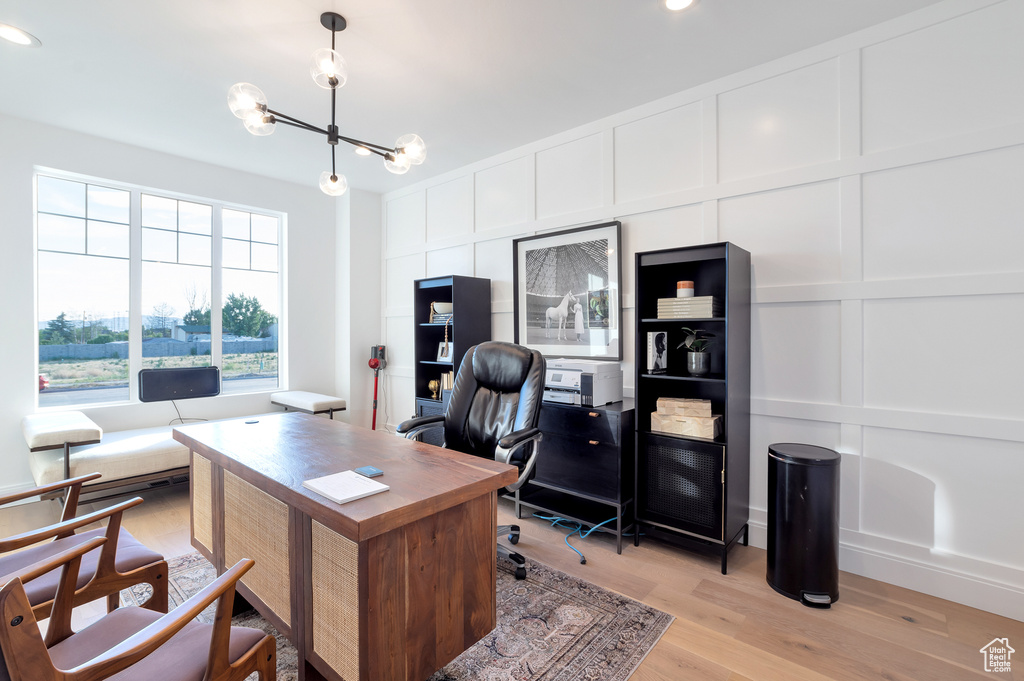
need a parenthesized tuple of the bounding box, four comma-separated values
(302, 469, 389, 504)
(646, 331, 668, 374)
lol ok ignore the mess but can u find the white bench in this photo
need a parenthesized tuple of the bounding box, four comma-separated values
(24, 413, 189, 500)
(22, 395, 345, 500)
(270, 391, 347, 419)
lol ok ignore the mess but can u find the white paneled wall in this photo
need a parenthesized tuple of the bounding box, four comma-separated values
(614, 103, 703, 202)
(717, 60, 840, 183)
(378, 0, 1024, 618)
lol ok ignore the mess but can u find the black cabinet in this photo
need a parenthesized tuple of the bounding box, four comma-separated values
(412, 275, 491, 445)
(634, 242, 750, 573)
(511, 400, 635, 553)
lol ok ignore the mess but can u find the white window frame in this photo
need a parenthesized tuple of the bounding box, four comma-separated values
(34, 167, 287, 408)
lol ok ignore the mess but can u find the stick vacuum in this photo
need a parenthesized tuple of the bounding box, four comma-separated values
(368, 345, 387, 430)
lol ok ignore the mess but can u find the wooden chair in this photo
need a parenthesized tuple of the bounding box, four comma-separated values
(0, 473, 168, 620)
(0, 537, 276, 681)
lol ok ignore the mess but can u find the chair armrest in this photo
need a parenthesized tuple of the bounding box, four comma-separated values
(62, 559, 256, 680)
(496, 429, 544, 492)
(497, 427, 542, 452)
(0, 472, 102, 508)
(0, 536, 106, 587)
(0, 496, 143, 553)
(396, 414, 445, 440)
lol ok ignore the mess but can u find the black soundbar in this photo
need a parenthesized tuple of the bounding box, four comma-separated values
(138, 366, 221, 403)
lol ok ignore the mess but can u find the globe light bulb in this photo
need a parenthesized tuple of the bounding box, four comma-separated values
(394, 133, 426, 165)
(319, 171, 348, 196)
(310, 48, 348, 89)
(228, 83, 267, 119)
(243, 112, 275, 136)
(384, 151, 411, 175)
(665, 0, 696, 10)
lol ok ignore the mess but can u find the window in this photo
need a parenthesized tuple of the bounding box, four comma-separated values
(36, 172, 283, 407)
(221, 209, 280, 394)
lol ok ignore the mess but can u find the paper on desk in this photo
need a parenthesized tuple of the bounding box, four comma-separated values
(302, 470, 389, 504)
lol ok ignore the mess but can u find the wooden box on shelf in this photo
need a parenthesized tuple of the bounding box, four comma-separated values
(650, 412, 721, 439)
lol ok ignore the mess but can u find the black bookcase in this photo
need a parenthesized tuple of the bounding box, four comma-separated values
(633, 242, 751, 573)
(413, 275, 491, 446)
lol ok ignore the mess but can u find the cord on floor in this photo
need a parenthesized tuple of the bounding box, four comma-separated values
(532, 513, 617, 565)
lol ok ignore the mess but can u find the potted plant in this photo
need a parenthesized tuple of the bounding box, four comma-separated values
(677, 327, 715, 376)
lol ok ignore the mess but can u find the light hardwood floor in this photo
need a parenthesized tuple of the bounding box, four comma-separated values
(3, 485, 1021, 680)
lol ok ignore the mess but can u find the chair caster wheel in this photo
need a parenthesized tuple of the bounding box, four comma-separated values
(514, 567, 527, 580)
(508, 531, 519, 545)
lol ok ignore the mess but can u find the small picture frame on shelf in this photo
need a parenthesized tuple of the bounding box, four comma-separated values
(646, 331, 668, 374)
(436, 342, 453, 363)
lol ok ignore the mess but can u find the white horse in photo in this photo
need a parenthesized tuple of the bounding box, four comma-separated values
(545, 292, 578, 340)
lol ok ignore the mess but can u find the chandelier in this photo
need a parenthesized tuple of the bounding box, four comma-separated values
(227, 12, 426, 196)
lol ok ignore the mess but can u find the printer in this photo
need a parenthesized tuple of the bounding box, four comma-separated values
(543, 358, 623, 407)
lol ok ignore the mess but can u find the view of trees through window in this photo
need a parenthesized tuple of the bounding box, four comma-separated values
(37, 174, 281, 407)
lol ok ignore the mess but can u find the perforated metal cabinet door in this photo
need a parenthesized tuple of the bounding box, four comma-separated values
(637, 432, 725, 541)
(415, 398, 445, 448)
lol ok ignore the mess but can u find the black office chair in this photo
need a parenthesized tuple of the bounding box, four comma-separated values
(397, 341, 545, 580)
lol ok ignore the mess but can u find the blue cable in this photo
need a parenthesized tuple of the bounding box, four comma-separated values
(532, 513, 617, 564)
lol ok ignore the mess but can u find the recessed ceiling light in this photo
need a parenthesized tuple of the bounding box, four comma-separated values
(0, 23, 41, 47)
(665, 0, 697, 11)
(354, 146, 371, 156)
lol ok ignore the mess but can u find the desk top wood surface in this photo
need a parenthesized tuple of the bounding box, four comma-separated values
(173, 412, 517, 542)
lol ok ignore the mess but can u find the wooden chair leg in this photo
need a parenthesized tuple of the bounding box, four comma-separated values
(145, 562, 169, 612)
(106, 591, 120, 613)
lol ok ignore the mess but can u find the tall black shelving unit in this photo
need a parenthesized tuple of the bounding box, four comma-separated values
(413, 275, 491, 446)
(633, 242, 750, 574)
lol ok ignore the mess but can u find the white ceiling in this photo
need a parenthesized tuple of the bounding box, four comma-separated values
(1, 0, 946, 195)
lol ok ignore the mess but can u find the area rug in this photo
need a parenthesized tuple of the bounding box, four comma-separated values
(121, 551, 673, 681)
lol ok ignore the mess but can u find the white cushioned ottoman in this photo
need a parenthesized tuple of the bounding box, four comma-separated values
(22, 411, 102, 451)
(271, 391, 346, 418)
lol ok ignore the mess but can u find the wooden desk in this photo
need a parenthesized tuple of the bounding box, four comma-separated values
(173, 412, 517, 681)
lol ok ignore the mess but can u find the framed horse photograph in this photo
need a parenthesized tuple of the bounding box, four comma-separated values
(512, 221, 622, 360)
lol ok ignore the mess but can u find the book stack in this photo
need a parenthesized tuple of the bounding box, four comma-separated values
(650, 397, 721, 439)
(440, 370, 455, 391)
(430, 312, 453, 324)
(656, 296, 721, 319)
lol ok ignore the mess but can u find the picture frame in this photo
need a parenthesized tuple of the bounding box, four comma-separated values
(513, 221, 622, 360)
(436, 341, 453, 363)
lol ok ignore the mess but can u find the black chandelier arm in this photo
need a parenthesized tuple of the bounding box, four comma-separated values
(334, 134, 396, 159)
(265, 108, 327, 135)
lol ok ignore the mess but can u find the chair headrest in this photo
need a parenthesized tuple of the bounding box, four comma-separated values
(471, 342, 539, 392)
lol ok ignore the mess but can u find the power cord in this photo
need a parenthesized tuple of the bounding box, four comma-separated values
(532, 513, 617, 565)
(380, 373, 392, 433)
(168, 400, 208, 426)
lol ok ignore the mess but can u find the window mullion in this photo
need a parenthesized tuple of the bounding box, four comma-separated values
(211, 206, 223, 376)
(128, 187, 143, 402)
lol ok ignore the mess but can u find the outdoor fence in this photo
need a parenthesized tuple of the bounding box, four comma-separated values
(39, 338, 277, 361)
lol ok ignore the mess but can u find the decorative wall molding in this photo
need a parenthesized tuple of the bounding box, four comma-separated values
(378, 0, 1024, 617)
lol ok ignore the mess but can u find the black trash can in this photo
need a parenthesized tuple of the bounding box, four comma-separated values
(767, 443, 840, 608)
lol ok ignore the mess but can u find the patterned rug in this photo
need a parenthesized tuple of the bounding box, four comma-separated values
(122, 551, 673, 681)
